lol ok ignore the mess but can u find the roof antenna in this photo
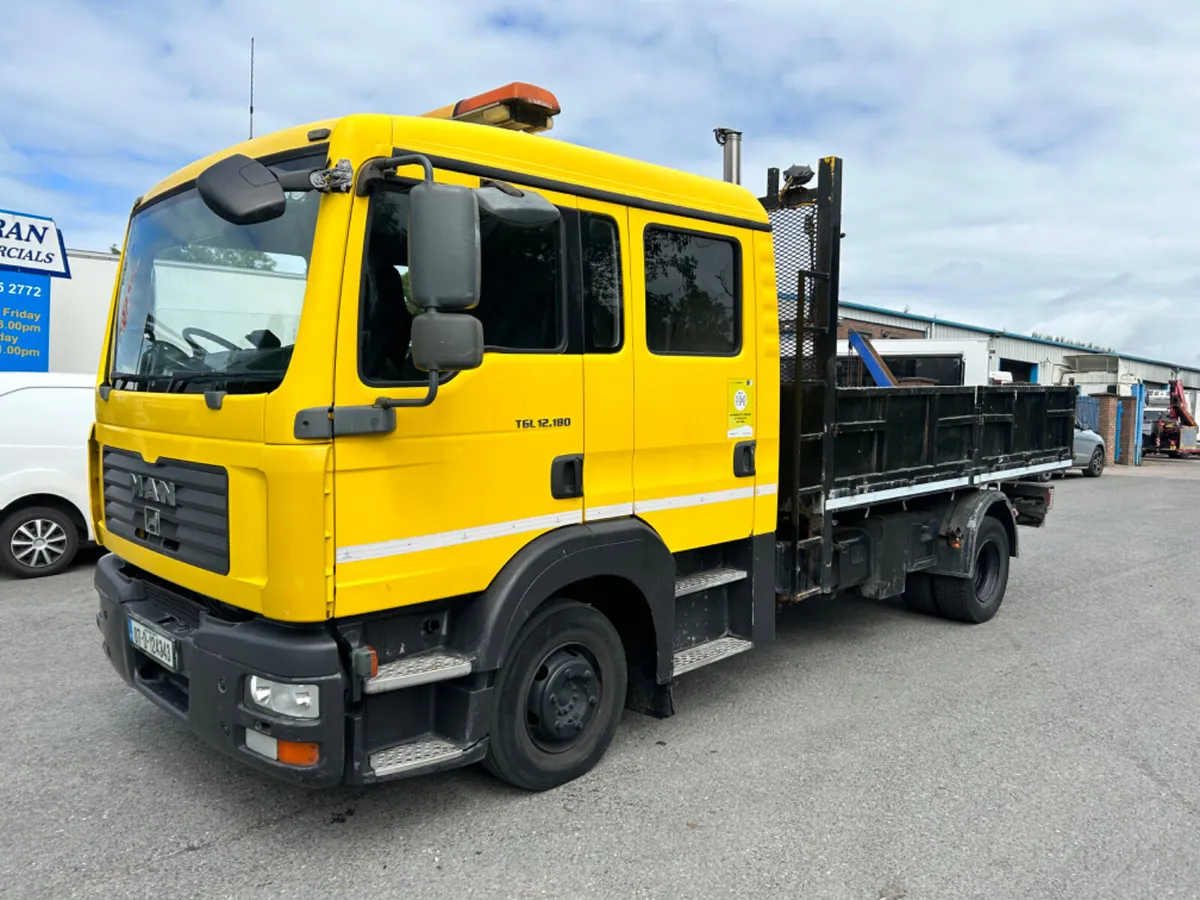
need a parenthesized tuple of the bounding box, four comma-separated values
(249, 37, 255, 139)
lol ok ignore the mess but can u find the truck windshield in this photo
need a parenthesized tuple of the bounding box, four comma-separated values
(107, 154, 322, 395)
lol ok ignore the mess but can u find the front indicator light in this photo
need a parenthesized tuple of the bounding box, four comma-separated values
(246, 675, 320, 719)
(244, 729, 320, 766)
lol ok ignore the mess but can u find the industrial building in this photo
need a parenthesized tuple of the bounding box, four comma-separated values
(839, 301, 1200, 398)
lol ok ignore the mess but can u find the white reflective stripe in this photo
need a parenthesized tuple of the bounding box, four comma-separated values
(825, 477, 971, 511)
(824, 460, 1070, 511)
(584, 502, 634, 521)
(337, 483, 774, 564)
(336, 510, 584, 564)
(634, 486, 755, 515)
(977, 460, 1070, 482)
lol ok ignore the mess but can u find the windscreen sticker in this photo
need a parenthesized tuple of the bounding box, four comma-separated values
(728, 378, 754, 438)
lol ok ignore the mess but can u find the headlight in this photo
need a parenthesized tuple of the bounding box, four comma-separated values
(245, 675, 320, 719)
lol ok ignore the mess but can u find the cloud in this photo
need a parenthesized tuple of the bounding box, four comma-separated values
(3, 0, 1199, 363)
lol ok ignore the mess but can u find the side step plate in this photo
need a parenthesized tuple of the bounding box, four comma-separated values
(370, 737, 468, 779)
(365, 651, 473, 694)
(674, 567, 748, 598)
(672, 636, 752, 677)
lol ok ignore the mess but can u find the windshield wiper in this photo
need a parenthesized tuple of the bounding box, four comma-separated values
(163, 371, 284, 391)
(108, 372, 154, 389)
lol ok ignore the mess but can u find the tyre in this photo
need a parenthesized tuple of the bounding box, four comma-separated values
(931, 516, 1010, 624)
(0, 505, 80, 578)
(1082, 447, 1104, 478)
(901, 571, 938, 616)
(484, 599, 627, 792)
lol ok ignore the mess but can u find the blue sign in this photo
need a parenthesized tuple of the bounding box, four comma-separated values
(0, 269, 51, 372)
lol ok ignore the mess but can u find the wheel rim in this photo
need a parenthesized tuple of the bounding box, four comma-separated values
(974, 539, 1002, 605)
(1092, 450, 1104, 473)
(524, 643, 602, 753)
(10, 518, 68, 569)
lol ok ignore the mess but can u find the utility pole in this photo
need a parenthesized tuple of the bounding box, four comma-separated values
(249, 37, 255, 139)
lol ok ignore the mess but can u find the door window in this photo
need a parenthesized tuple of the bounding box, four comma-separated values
(643, 227, 741, 356)
(359, 187, 565, 385)
(580, 211, 623, 353)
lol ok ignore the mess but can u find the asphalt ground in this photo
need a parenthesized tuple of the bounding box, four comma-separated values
(2, 461, 1199, 899)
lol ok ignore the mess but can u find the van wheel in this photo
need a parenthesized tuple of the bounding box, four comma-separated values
(0, 506, 79, 578)
(484, 599, 627, 792)
(1083, 447, 1104, 477)
(931, 517, 1010, 624)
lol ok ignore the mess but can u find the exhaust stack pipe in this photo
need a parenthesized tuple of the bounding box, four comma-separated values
(714, 128, 742, 184)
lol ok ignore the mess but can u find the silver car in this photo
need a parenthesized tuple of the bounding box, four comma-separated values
(1072, 418, 1105, 477)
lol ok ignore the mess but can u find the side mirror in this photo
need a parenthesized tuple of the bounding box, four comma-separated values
(410, 311, 483, 373)
(408, 181, 481, 311)
(196, 153, 286, 225)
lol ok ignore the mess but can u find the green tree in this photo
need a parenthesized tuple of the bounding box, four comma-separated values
(158, 244, 278, 271)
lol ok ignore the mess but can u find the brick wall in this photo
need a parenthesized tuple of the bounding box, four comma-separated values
(1094, 394, 1118, 465)
(1118, 395, 1138, 465)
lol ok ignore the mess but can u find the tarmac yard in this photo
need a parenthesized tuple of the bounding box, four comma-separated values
(3, 462, 1198, 900)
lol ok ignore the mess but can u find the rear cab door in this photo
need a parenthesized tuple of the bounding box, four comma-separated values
(627, 210, 758, 550)
(330, 162, 583, 616)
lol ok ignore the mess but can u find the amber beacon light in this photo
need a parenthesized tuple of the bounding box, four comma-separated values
(420, 82, 562, 133)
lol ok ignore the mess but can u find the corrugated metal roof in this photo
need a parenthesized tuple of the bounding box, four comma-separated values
(838, 300, 1200, 374)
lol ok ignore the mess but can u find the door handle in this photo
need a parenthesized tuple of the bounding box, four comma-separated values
(551, 454, 584, 500)
(733, 440, 756, 478)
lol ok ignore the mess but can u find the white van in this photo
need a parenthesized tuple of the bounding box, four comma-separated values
(0, 373, 96, 578)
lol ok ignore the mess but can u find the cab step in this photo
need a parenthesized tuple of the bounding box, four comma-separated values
(369, 736, 469, 779)
(672, 636, 752, 677)
(364, 651, 473, 694)
(674, 567, 747, 598)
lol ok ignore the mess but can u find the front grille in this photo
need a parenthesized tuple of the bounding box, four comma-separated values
(144, 582, 202, 629)
(102, 448, 230, 574)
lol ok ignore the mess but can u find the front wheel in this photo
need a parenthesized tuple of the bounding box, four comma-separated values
(484, 599, 627, 792)
(1083, 447, 1104, 477)
(931, 516, 1011, 624)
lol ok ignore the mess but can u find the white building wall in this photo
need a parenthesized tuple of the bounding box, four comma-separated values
(49, 249, 120, 375)
(838, 338, 991, 385)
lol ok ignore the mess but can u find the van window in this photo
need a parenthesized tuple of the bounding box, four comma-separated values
(360, 188, 565, 384)
(643, 227, 740, 356)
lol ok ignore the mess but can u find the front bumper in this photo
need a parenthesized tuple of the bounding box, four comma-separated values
(94, 554, 347, 787)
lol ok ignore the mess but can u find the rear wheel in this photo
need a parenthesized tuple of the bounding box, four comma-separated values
(484, 599, 627, 792)
(0, 505, 79, 579)
(931, 517, 1010, 624)
(901, 571, 938, 616)
(1083, 447, 1104, 477)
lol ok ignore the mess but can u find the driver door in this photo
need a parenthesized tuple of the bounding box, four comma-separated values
(330, 173, 583, 617)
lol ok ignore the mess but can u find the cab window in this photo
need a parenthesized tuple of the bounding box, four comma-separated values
(360, 187, 565, 385)
(643, 226, 740, 356)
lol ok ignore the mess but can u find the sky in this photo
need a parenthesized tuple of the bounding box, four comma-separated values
(3, 0, 1200, 364)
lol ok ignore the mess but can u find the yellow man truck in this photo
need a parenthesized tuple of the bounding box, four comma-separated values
(91, 84, 1073, 791)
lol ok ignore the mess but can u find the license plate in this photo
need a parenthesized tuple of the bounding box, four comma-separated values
(128, 616, 178, 671)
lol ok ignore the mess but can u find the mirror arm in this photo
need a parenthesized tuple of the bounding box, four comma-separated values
(356, 153, 435, 196)
(374, 370, 439, 409)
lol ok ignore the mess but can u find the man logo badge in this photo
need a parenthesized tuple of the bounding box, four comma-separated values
(129, 473, 177, 507)
(144, 507, 162, 537)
